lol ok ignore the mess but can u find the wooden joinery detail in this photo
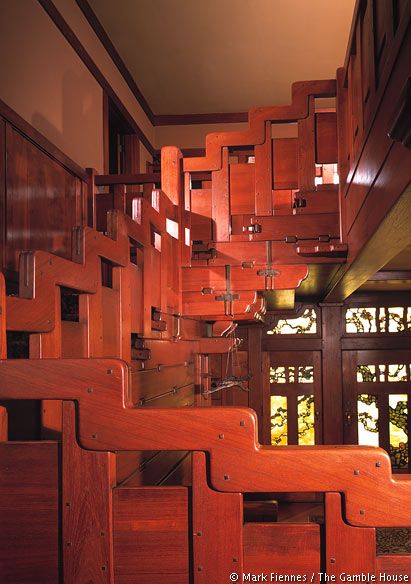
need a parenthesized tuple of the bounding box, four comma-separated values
(183, 79, 336, 172)
(255, 121, 273, 216)
(2, 358, 410, 528)
(192, 452, 243, 582)
(62, 401, 116, 584)
(211, 147, 230, 242)
(325, 492, 376, 574)
(298, 96, 316, 192)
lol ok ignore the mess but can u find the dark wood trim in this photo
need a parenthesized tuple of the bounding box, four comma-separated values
(0, 117, 5, 271)
(74, 0, 155, 125)
(37, 0, 155, 156)
(102, 92, 109, 174)
(341, 337, 411, 350)
(368, 270, 411, 281)
(0, 98, 87, 181)
(95, 173, 160, 186)
(321, 305, 344, 444)
(262, 338, 323, 352)
(154, 112, 248, 126)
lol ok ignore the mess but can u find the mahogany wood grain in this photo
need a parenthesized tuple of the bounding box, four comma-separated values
(325, 492, 376, 574)
(113, 486, 189, 583)
(0, 441, 59, 583)
(230, 212, 340, 241)
(298, 97, 316, 191)
(230, 163, 255, 215)
(376, 555, 411, 576)
(273, 138, 298, 190)
(255, 121, 273, 216)
(0, 406, 7, 440)
(1, 358, 410, 526)
(5, 123, 85, 273)
(316, 112, 338, 164)
(183, 80, 336, 172)
(321, 304, 344, 443)
(0, 273, 5, 359)
(243, 523, 320, 577)
(182, 265, 308, 292)
(62, 401, 116, 584)
(192, 452, 243, 582)
(212, 148, 230, 241)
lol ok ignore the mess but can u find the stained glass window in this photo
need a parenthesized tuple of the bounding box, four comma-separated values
(271, 396, 288, 445)
(346, 308, 377, 333)
(298, 395, 315, 445)
(345, 306, 411, 333)
(267, 308, 317, 335)
(389, 394, 408, 469)
(357, 364, 409, 383)
(270, 365, 313, 384)
(357, 394, 379, 447)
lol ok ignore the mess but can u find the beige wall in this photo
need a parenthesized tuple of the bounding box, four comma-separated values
(0, 0, 104, 171)
(0, 0, 298, 171)
(0, 0, 156, 173)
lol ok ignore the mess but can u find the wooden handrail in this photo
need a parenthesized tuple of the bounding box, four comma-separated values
(0, 357, 410, 529)
(95, 173, 161, 186)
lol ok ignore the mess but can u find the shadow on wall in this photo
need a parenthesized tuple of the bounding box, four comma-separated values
(31, 68, 102, 170)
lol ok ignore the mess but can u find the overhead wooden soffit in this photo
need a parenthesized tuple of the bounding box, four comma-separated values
(325, 185, 411, 302)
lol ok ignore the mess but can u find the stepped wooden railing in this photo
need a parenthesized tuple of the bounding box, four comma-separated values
(1, 357, 410, 530)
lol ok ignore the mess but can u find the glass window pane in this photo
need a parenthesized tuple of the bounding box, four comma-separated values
(357, 365, 376, 382)
(298, 395, 315, 445)
(271, 396, 288, 446)
(267, 308, 317, 335)
(270, 366, 286, 384)
(389, 394, 408, 469)
(346, 308, 377, 333)
(387, 364, 407, 382)
(357, 394, 379, 446)
(298, 366, 314, 383)
(388, 307, 404, 332)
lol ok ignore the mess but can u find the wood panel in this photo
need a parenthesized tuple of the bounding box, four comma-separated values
(315, 112, 338, 163)
(2, 358, 411, 527)
(273, 138, 298, 189)
(230, 163, 255, 215)
(243, 523, 320, 577)
(0, 406, 7, 440)
(113, 486, 189, 583)
(5, 124, 84, 272)
(192, 452, 243, 582)
(62, 401, 116, 584)
(325, 492, 376, 574)
(0, 441, 59, 583)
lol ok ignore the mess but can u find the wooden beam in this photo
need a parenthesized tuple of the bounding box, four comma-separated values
(325, 186, 411, 301)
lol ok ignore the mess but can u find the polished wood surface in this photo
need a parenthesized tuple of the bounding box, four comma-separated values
(325, 492, 376, 574)
(62, 401, 116, 583)
(1, 358, 410, 528)
(192, 452, 243, 582)
(243, 523, 320, 577)
(0, 441, 59, 583)
(113, 486, 189, 583)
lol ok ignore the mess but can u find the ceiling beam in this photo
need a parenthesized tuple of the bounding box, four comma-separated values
(325, 185, 411, 302)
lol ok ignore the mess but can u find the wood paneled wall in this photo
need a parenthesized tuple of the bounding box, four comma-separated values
(0, 103, 206, 486)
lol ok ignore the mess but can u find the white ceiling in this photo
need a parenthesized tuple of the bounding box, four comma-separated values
(89, 0, 356, 115)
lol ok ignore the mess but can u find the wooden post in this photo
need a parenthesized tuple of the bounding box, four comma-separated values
(321, 303, 344, 443)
